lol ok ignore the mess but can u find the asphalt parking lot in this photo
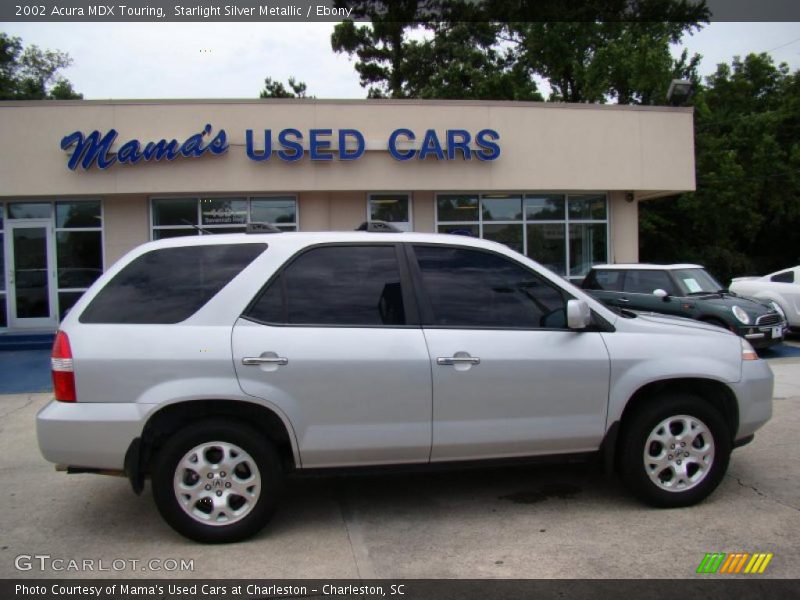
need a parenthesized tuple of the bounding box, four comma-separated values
(0, 347, 798, 581)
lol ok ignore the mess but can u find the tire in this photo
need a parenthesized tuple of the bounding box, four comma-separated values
(152, 419, 282, 543)
(618, 394, 731, 508)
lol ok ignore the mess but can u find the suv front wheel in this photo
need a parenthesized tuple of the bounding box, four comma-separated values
(619, 394, 731, 507)
(151, 419, 283, 543)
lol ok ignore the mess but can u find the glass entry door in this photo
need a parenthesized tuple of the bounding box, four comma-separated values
(6, 220, 58, 329)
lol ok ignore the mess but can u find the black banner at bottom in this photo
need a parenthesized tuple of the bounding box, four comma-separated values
(3, 579, 800, 600)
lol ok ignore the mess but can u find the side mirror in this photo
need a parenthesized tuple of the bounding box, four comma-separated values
(653, 288, 669, 300)
(567, 299, 592, 330)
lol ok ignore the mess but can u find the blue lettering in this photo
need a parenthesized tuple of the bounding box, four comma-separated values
(60, 129, 117, 170)
(142, 139, 180, 161)
(418, 129, 445, 160)
(278, 128, 303, 161)
(246, 129, 271, 161)
(206, 128, 228, 155)
(180, 124, 210, 157)
(116, 139, 142, 164)
(446, 129, 472, 160)
(309, 128, 333, 161)
(388, 128, 415, 161)
(339, 129, 365, 160)
(475, 129, 500, 161)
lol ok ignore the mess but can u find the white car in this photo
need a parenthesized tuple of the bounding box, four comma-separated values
(730, 266, 800, 330)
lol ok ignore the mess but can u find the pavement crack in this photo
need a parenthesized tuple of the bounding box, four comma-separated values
(335, 484, 377, 579)
(733, 476, 800, 513)
(0, 396, 34, 421)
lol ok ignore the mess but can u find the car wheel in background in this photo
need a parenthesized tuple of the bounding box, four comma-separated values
(618, 394, 731, 507)
(152, 419, 282, 543)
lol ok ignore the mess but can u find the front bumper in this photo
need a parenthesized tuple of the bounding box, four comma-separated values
(37, 401, 152, 470)
(731, 359, 774, 441)
(736, 320, 788, 348)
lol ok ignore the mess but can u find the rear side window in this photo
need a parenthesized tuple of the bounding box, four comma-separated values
(80, 243, 266, 324)
(623, 270, 676, 295)
(246, 245, 406, 326)
(583, 269, 623, 291)
(771, 271, 794, 283)
(413, 245, 567, 328)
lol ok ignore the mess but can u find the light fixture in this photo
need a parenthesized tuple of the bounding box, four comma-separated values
(667, 79, 693, 105)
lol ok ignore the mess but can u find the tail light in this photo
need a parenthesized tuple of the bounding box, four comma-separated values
(51, 331, 76, 402)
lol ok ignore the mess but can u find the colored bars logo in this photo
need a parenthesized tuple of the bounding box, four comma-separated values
(697, 552, 773, 574)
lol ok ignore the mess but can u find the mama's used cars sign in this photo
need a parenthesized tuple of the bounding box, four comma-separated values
(60, 124, 501, 171)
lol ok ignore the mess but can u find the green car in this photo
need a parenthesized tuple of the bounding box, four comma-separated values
(581, 264, 788, 348)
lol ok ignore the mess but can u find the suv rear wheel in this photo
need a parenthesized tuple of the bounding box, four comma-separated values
(619, 394, 731, 507)
(151, 419, 282, 543)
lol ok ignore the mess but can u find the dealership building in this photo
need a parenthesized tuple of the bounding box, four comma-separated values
(0, 99, 695, 332)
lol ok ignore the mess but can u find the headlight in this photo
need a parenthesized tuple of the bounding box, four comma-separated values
(732, 305, 751, 324)
(770, 301, 786, 319)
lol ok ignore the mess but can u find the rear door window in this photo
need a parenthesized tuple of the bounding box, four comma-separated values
(246, 245, 407, 326)
(583, 269, 623, 291)
(80, 243, 266, 324)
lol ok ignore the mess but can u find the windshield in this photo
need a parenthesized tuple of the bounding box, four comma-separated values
(672, 269, 724, 295)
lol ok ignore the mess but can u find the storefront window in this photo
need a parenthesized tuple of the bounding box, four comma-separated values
(55, 200, 104, 320)
(368, 193, 411, 231)
(8, 202, 52, 220)
(151, 196, 299, 240)
(436, 192, 608, 280)
(251, 197, 297, 229)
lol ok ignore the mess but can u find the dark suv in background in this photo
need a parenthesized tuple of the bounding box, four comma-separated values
(581, 264, 787, 348)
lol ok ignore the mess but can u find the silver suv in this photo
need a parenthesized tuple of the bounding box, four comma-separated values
(37, 230, 774, 543)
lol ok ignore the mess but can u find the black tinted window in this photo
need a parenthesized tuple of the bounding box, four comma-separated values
(414, 245, 567, 328)
(771, 271, 794, 283)
(247, 245, 405, 326)
(583, 269, 623, 291)
(80, 243, 266, 324)
(623, 270, 676, 295)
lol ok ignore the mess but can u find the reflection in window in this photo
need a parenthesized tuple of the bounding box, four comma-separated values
(8, 203, 52, 219)
(435, 192, 608, 280)
(369, 194, 410, 224)
(414, 245, 566, 329)
(527, 223, 566, 276)
(569, 223, 607, 277)
(482, 196, 522, 221)
(56, 201, 101, 228)
(251, 197, 297, 226)
(57, 231, 103, 289)
(437, 195, 479, 222)
(247, 245, 405, 326)
(201, 198, 247, 226)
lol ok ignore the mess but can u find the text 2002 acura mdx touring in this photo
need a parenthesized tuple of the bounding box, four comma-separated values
(37, 229, 773, 543)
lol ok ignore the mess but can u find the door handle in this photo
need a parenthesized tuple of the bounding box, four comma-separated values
(437, 357, 481, 366)
(618, 297, 630, 303)
(242, 356, 289, 366)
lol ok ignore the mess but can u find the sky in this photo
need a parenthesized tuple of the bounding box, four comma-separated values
(2, 21, 800, 100)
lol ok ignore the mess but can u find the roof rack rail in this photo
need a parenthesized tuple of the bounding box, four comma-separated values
(356, 220, 402, 233)
(246, 222, 283, 234)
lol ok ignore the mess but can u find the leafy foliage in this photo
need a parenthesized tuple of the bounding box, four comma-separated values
(259, 76, 310, 98)
(330, 0, 708, 103)
(0, 32, 82, 100)
(640, 54, 800, 282)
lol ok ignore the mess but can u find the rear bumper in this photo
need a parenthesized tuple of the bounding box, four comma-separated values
(37, 401, 151, 470)
(731, 359, 774, 441)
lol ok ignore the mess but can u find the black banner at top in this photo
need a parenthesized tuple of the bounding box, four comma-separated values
(2, 0, 800, 23)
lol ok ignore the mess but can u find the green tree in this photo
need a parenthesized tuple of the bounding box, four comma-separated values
(640, 53, 800, 281)
(0, 32, 82, 100)
(259, 76, 310, 98)
(331, 0, 708, 103)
